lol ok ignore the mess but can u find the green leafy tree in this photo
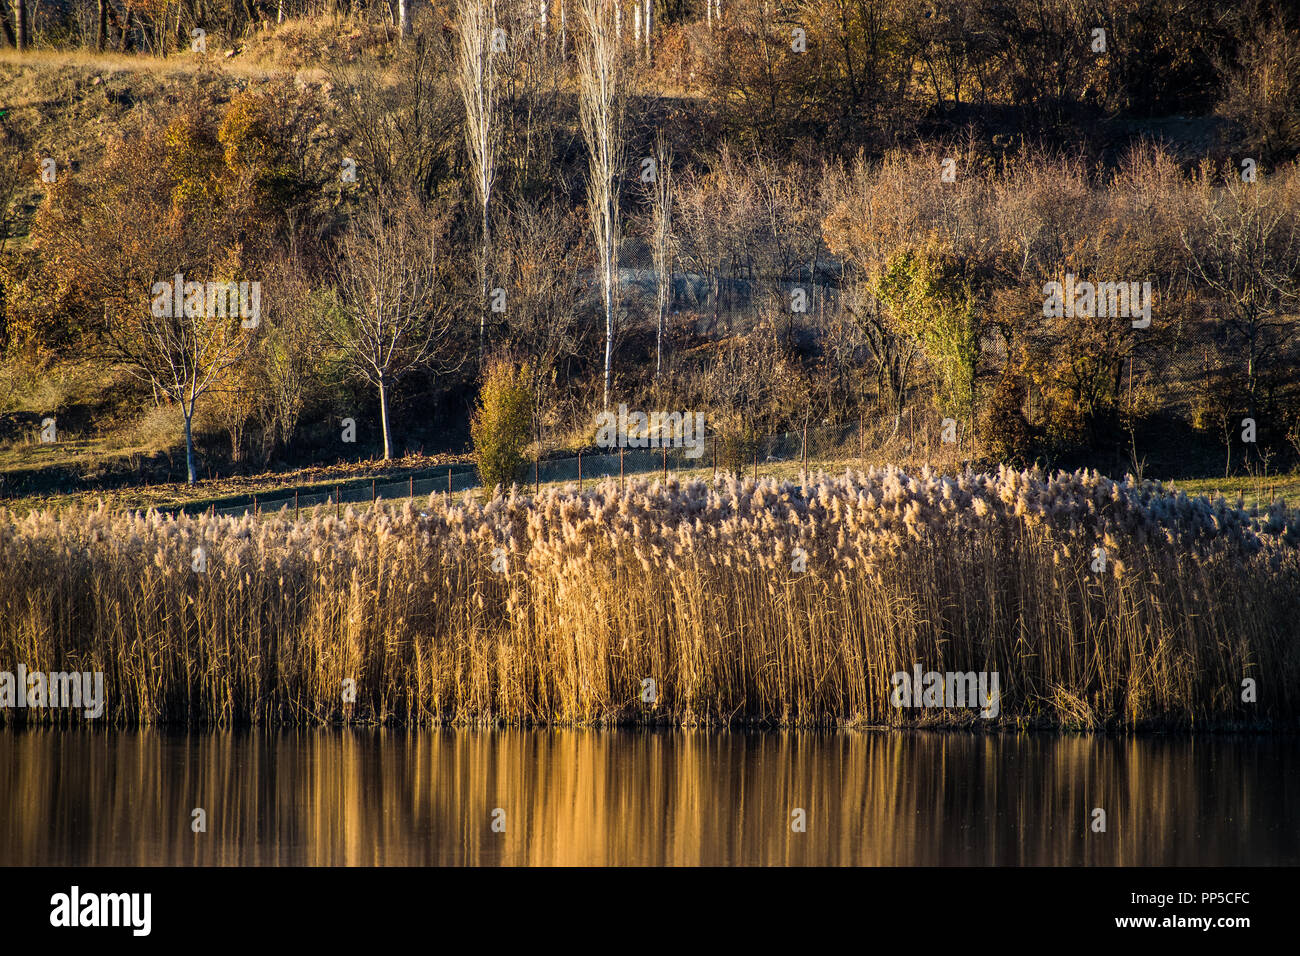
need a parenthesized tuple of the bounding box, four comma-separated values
(874, 241, 990, 424)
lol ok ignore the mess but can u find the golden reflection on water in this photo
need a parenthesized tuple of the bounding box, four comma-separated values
(0, 729, 1294, 866)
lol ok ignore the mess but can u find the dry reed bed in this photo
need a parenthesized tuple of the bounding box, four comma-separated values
(1, 466, 1298, 728)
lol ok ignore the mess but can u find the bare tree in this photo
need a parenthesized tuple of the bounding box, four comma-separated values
(252, 251, 323, 462)
(642, 131, 674, 380)
(103, 282, 257, 485)
(497, 199, 588, 458)
(498, 0, 566, 204)
(1182, 169, 1300, 451)
(0, 124, 22, 254)
(326, 36, 461, 201)
(577, 0, 627, 409)
(455, 0, 506, 366)
(331, 193, 458, 460)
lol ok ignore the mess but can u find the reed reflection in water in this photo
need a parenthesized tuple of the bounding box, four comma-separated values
(0, 729, 1294, 866)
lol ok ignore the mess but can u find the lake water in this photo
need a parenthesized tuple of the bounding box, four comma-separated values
(0, 728, 1294, 866)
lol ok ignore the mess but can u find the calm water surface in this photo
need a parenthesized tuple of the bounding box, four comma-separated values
(0, 729, 1294, 866)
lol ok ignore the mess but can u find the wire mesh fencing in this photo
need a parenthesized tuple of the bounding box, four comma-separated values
(177, 464, 482, 519)
(172, 417, 933, 520)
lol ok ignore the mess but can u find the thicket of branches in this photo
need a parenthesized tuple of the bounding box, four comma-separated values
(2, 0, 1300, 484)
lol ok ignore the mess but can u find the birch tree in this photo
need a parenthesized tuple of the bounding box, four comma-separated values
(577, 0, 627, 409)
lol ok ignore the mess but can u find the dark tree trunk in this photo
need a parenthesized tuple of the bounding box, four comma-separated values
(96, 0, 107, 51)
(0, 2, 16, 47)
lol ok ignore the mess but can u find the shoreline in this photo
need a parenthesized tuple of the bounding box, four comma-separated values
(3, 715, 1297, 734)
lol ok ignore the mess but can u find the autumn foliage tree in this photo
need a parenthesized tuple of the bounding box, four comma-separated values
(26, 103, 267, 482)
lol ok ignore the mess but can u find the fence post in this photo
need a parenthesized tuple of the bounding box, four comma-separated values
(535, 455, 540, 496)
(371, 479, 376, 504)
(859, 414, 864, 459)
(802, 423, 808, 480)
(336, 486, 341, 519)
(620, 447, 625, 490)
(712, 437, 717, 481)
(253, 494, 258, 516)
(409, 475, 414, 499)
(578, 450, 583, 492)
(753, 448, 757, 481)
(662, 445, 667, 482)
(294, 490, 299, 521)
(448, 469, 452, 499)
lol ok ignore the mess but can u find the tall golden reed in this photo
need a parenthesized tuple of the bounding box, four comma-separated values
(1, 465, 1296, 728)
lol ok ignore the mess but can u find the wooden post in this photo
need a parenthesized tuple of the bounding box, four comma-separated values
(802, 423, 808, 480)
(858, 414, 863, 459)
(578, 450, 583, 492)
(535, 455, 540, 496)
(253, 494, 258, 516)
(371, 479, 376, 503)
(620, 447, 625, 490)
(294, 490, 299, 520)
(448, 469, 452, 498)
(712, 437, 717, 481)
(409, 475, 414, 498)
(753, 448, 758, 481)
(336, 486, 341, 519)
(662, 445, 668, 482)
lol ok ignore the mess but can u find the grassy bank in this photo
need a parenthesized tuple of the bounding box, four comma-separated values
(1, 466, 1298, 729)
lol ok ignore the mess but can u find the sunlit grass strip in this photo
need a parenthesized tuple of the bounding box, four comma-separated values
(1, 466, 1297, 729)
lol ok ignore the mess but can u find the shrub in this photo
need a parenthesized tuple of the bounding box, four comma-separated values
(713, 410, 759, 474)
(471, 358, 532, 491)
(982, 373, 1033, 465)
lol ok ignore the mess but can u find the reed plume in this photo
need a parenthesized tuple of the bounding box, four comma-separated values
(1, 468, 1296, 729)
